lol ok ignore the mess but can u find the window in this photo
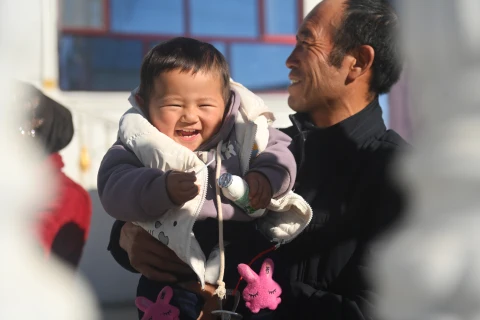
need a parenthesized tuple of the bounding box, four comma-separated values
(190, 0, 258, 38)
(265, 0, 298, 35)
(110, 0, 184, 34)
(148, 41, 227, 57)
(230, 44, 293, 90)
(59, 0, 302, 92)
(59, 36, 143, 91)
(60, 0, 105, 30)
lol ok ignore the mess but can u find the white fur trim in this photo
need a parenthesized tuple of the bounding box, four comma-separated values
(258, 191, 313, 243)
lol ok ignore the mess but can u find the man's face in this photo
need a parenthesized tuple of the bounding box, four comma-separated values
(286, 0, 350, 113)
(147, 69, 226, 151)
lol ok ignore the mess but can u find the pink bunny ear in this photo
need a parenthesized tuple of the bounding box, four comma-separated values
(157, 286, 174, 304)
(238, 263, 258, 283)
(259, 258, 275, 279)
(135, 297, 153, 312)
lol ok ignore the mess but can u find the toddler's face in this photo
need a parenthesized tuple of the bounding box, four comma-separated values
(147, 69, 226, 151)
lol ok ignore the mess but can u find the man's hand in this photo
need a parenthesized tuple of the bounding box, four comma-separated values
(245, 171, 273, 210)
(198, 293, 220, 320)
(120, 222, 194, 282)
(166, 171, 199, 205)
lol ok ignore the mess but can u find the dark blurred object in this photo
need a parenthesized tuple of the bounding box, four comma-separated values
(14, 81, 74, 154)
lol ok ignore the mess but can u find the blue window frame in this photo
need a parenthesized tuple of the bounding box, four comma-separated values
(59, 35, 143, 91)
(190, 0, 258, 38)
(110, 0, 184, 34)
(230, 43, 293, 90)
(60, 0, 104, 29)
(265, 0, 297, 35)
(59, 0, 301, 92)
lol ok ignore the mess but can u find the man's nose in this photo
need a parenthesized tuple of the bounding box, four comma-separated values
(286, 47, 299, 69)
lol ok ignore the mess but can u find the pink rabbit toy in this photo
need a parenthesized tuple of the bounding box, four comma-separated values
(135, 286, 180, 320)
(237, 258, 282, 313)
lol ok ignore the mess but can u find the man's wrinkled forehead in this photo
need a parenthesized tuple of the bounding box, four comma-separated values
(299, 0, 346, 40)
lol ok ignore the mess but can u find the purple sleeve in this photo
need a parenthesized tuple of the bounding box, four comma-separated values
(248, 127, 297, 198)
(97, 141, 177, 222)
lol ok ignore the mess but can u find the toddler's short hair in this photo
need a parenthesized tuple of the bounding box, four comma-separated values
(138, 37, 231, 105)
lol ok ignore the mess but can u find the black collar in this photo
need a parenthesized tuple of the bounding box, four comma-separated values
(289, 98, 387, 148)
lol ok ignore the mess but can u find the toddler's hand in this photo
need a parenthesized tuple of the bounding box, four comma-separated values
(245, 172, 272, 210)
(166, 171, 199, 205)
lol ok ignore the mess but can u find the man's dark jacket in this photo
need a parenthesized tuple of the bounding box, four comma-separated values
(107, 98, 408, 319)
(274, 98, 408, 319)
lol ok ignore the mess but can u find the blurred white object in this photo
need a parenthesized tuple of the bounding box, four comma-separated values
(373, 1, 480, 320)
(0, 0, 99, 319)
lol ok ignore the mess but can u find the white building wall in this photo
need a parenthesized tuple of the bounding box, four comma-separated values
(303, 0, 322, 16)
(11, 0, 42, 85)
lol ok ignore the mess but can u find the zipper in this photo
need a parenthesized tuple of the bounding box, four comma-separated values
(289, 114, 307, 173)
(189, 161, 210, 287)
(241, 121, 257, 175)
(193, 165, 209, 222)
(289, 114, 306, 141)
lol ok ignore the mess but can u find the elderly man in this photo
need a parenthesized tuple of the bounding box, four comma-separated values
(273, 0, 406, 318)
(105, 0, 407, 318)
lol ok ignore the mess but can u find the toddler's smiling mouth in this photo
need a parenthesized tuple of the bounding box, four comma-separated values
(175, 129, 200, 137)
(176, 129, 200, 138)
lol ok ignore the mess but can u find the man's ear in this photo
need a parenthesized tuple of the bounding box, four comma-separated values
(346, 45, 375, 82)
